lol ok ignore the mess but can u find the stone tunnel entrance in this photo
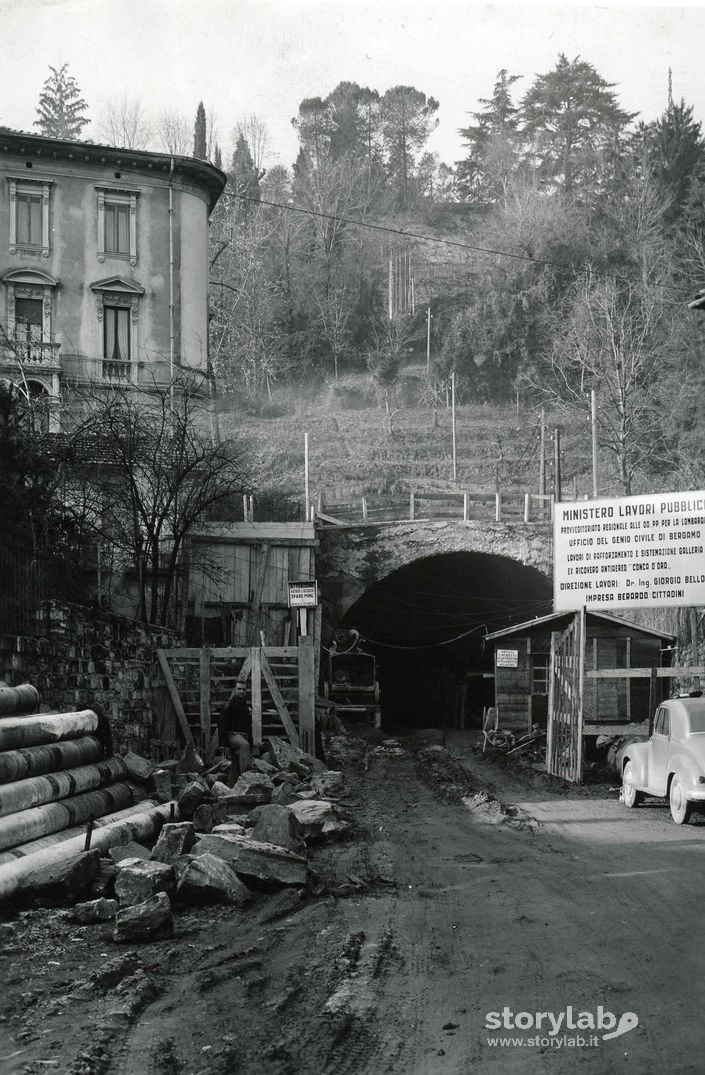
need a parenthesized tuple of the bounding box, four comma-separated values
(333, 551, 552, 730)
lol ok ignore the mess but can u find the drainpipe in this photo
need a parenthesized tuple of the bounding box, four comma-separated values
(169, 157, 175, 408)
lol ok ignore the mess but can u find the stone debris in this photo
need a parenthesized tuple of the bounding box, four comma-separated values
(289, 799, 339, 840)
(177, 779, 210, 819)
(251, 804, 305, 854)
(193, 832, 308, 887)
(87, 857, 118, 898)
(192, 803, 214, 833)
(147, 769, 173, 803)
(271, 783, 298, 806)
(72, 896, 119, 923)
(150, 821, 196, 865)
(114, 858, 176, 907)
(212, 822, 247, 837)
(228, 770, 275, 805)
(176, 852, 253, 906)
(3, 726, 365, 944)
(112, 890, 174, 943)
(17, 848, 101, 906)
(122, 751, 155, 783)
(109, 840, 151, 863)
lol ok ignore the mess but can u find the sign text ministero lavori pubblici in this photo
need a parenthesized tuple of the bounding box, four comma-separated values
(553, 490, 705, 611)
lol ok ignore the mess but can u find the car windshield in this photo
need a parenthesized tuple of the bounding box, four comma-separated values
(687, 709, 705, 734)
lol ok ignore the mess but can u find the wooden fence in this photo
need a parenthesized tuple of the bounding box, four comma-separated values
(313, 489, 553, 527)
(156, 641, 316, 759)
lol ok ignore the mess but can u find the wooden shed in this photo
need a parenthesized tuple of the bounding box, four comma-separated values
(184, 522, 318, 648)
(485, 611, 675, 735)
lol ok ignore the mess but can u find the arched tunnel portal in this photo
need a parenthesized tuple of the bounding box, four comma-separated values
(327, 550, 552, 731)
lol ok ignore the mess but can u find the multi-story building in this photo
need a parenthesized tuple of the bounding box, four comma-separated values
(0, 128, 226, 424)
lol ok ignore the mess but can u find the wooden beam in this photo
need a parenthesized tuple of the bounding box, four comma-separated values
(260, 651, 300, 747)
(156, 650, 196, 751)
(200, 647, 211, 756)
(314, 511, 348, 526)
(250, 646, 263, 747)
(298, 637, 316, 756)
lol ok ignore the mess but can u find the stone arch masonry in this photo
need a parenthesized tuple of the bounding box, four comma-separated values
(317, 519, 553, 637)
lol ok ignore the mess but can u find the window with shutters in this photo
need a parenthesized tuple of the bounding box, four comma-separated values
(7, 178, 52, 256)
(96, 187, 139, 265)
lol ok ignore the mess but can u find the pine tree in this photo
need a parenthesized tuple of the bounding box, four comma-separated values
(193, 101, 207, 159)
(34, 63, 89, 140)
(213, 143, 223, 170)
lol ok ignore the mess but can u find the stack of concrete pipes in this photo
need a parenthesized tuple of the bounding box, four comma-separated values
(0, 686, 174, 902)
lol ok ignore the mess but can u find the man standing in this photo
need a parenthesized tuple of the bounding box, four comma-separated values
(218, 679, 252, 787)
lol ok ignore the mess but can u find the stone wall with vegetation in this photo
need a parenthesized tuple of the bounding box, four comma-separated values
(0, 602, 182, 759)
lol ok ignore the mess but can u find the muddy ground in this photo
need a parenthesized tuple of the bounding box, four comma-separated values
(1, 730, 703, 1075)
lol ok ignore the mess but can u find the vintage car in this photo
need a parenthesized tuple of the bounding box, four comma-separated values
(621, 695, 705, 824)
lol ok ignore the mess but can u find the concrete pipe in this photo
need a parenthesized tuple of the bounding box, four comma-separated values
(0, 800, 176, 903)
(0, 782, 135, 853)
(0, 800, 171, 864)
(0, 736, 106, 786)
(0, 711, 99, 752)
(0, 684, 41, 717)
(0, 756, 129, 819)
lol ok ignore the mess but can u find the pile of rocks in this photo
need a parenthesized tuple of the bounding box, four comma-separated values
(36, 735, 353, 942)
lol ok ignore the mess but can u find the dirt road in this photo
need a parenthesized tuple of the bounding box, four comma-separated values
(1, 732, 704, 1075)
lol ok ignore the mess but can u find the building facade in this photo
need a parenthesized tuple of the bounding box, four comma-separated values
(0, 128, 226, 422)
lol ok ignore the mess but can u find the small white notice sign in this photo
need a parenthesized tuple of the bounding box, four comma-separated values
(496, 649, 519, 668)
(288, 581, 318, 608)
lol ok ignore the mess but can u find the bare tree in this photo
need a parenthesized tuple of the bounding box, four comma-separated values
(66, 374, 254, 625)
(543, 267, 681, 495)
(157, 110, 191, 155)
(97, 96, 152, 149)
(235, 114, 269, 175)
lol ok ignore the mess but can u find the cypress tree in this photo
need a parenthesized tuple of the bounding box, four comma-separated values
(34, 63, 89, 140)
(193, 101, 207, 159)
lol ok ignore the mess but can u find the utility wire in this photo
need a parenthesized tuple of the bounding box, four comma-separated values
(220, 191, 702, 304)
(223, 190, 554, 267)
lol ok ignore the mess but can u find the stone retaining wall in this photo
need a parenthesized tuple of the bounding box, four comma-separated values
(0, 602, 182, 759)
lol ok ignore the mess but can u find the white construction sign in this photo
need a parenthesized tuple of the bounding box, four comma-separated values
(554, 490, 705, 611)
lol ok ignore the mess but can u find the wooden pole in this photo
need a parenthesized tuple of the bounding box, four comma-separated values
(199, 647, 211, 757)
(539, 408, 546, 496)
(591, 389, 598, 498)
(250, 646, 262, 747)
(451, 371, 457, 482)
(304, 432, 310, 519)
(426, 306, 431, 376)
(554, 428, 562, 502)
(298, 636, 316, 757)
(691, 607, 700, 674)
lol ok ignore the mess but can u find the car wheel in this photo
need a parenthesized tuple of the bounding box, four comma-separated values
(622, 762, 643, 808)
(669, 775, 692, 825)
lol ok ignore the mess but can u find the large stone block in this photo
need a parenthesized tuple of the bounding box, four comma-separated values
(228, 771, 275, 805)
(18, 849, 101, 907)
(150, 822, 196, 865)
(112, 891, 174, 944)
(115, 859, 176, 907)
(176, 853, 253, 906)
(193, 832, 307, 887)
(251, 804, 305, 854)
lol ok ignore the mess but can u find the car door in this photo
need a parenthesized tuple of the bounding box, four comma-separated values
(647, 706, 670, 796)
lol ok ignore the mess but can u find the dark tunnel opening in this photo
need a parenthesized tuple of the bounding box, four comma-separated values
(335, 551, 552, 731)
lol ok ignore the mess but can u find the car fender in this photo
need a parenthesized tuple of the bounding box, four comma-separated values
(620, 740, 649, 789)
(666, 751, 705, 797)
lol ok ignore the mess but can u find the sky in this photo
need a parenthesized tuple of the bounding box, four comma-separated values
(1, 0, 704, 169)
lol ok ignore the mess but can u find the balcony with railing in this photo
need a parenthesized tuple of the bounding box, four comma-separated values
(0, 323, 61, 370)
